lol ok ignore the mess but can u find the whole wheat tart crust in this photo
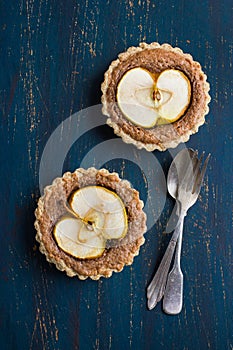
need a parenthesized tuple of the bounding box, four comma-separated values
(101, 42, 211, 151)
(35, 168, 147, 280)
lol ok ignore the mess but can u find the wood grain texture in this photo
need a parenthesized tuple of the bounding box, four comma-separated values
(1, 0, 233, 349)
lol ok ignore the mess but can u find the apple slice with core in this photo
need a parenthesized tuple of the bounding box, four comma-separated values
(117, 68, 159, 128)
(54, 217, 106, 259)
(53, 186, 128, 259)
(70, 186, 128, 240)
(117, 67, 191, 128)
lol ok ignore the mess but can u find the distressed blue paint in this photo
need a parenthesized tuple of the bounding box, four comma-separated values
(1, 0, 233, 349)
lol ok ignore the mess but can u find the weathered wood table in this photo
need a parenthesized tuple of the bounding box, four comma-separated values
(1, 1, 233, 349)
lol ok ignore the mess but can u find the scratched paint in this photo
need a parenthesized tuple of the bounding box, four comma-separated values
(1, 0, 233, 349)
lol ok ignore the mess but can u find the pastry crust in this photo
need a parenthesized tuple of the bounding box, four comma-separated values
(101, 42, 211, 151)
(35, 168, 147, 280)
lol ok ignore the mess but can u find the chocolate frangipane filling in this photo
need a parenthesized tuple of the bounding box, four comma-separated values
(101, 42, 211, 151)
(35, 168, 147, 280)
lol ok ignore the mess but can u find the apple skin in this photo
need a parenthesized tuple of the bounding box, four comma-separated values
(53, 186, 128, 259)
(117, 68, 191, 128)
(70, 186, 128, 240)
(53, 216, 106, 259)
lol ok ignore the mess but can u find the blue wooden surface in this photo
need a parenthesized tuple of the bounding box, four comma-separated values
(1, 1, 233, 349)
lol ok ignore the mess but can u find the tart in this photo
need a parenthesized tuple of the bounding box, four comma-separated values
(35, 168, 147, 280)
(101, 42, 211, 151)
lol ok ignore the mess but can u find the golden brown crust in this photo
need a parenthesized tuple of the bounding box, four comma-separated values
(35, 168, 147, 280)
(101, 42, 211, 151)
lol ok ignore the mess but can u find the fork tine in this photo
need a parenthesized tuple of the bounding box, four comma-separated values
(193, 153, 211, 194)
(198, 151, 205, 164)
(191, 151, 205, 190)
(180, 150, 197, 187)
(199, 153, 211, 182)
(185, 151, 200, 192)
(190, 157, 202, 192)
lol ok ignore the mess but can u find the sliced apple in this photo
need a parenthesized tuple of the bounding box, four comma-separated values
(156, 70, 191, 123)
(70, 186, 128, 240)
(53, 186, 128, 260)
(54, 217, 106, 259)
(116, 67, 191, 128)
(117, 67, 159, 128)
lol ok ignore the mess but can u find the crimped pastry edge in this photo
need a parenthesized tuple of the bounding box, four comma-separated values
(35, 167, 147, 280)
(101, 42, 211, 152)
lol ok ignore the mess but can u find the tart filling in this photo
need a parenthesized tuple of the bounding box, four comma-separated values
(101, 42, 211, 151)
(35, 168, 147, 280)
(117, 68, 191, 128)
(53, 186, 128, 259)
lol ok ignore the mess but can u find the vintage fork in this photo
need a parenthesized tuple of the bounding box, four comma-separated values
(147, 150, 210, 312)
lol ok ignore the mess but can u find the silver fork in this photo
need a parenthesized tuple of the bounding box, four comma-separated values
(147, 150, 210, 313)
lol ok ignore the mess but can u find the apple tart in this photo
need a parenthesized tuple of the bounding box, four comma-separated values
(101, 42, 211, 151)
(35, 168, 147, 280)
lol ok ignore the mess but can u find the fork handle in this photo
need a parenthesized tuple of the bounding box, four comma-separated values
(147, 238, 176, 310)
(147, 217, 183, 310)
(163, 216, 184, 315)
